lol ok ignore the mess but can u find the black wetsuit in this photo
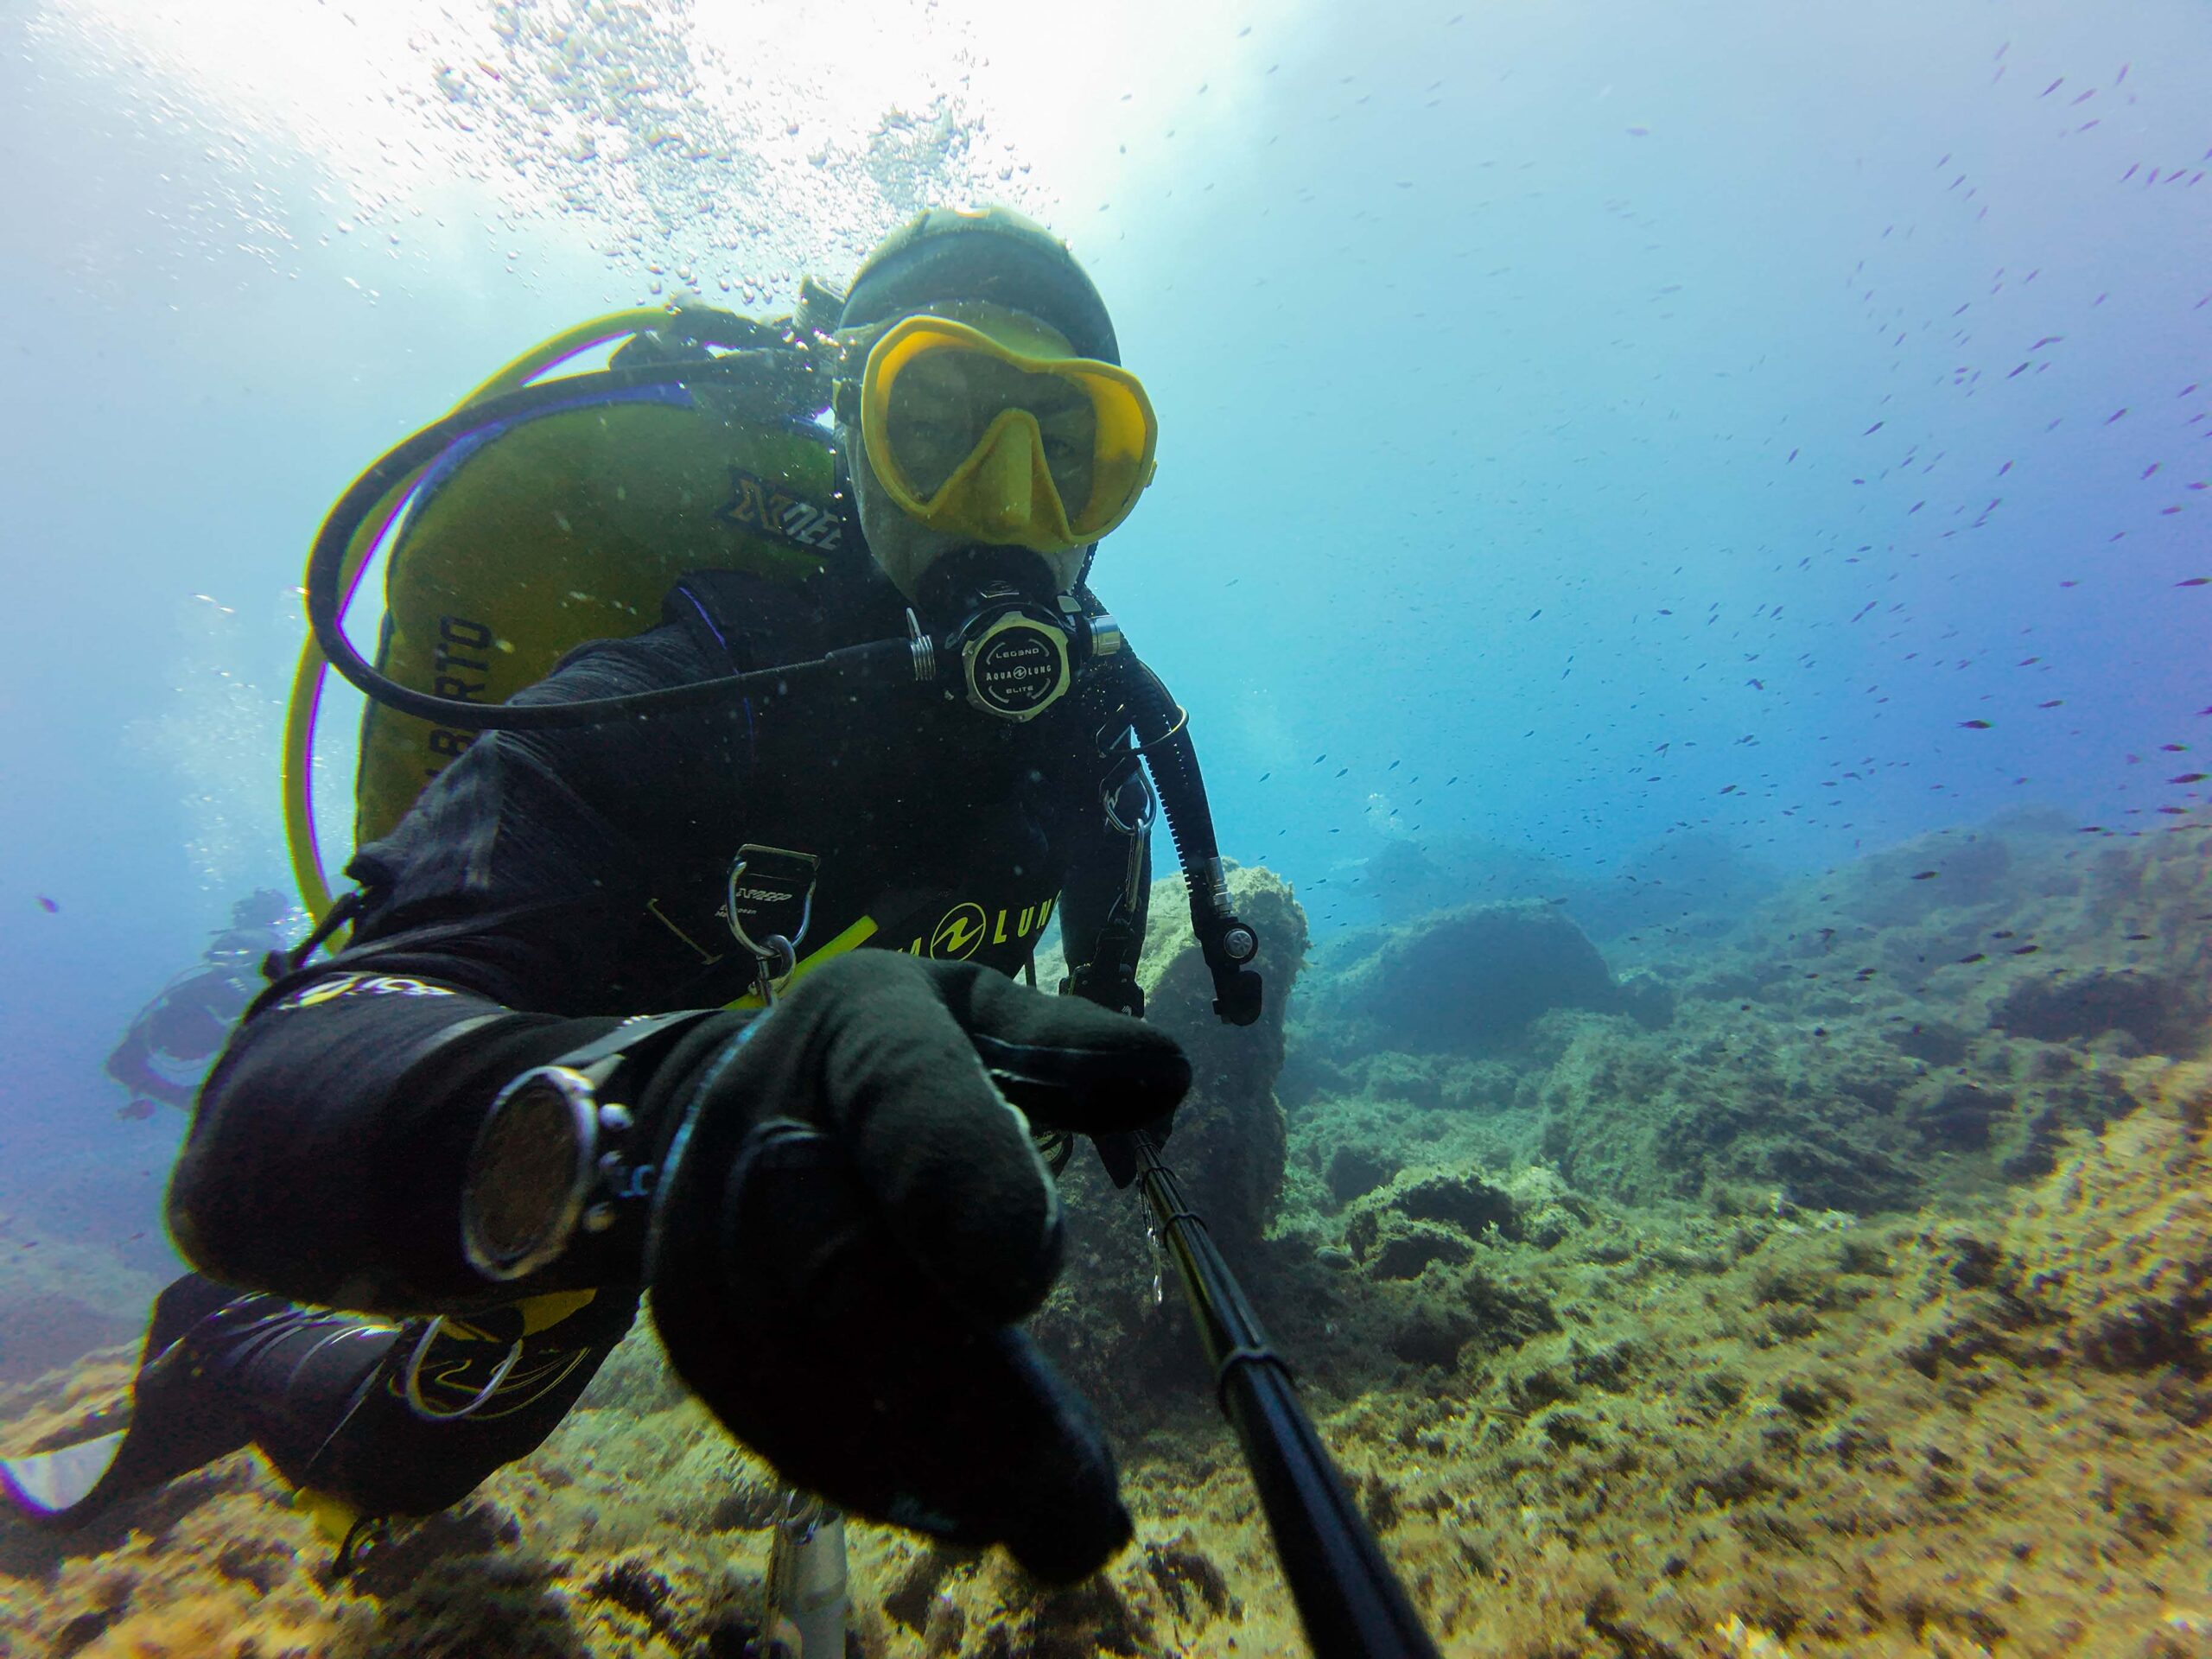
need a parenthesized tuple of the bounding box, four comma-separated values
(105, 566, 1151, 1529)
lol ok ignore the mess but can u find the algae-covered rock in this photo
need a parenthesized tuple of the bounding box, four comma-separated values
(1136, 864, 1309, 1251)
(2003, 1071, 2212, 1386)
(3, 824, 2209, 1659)
(1533, 1019, 1924, 1213)
(1033, 865, 1310, 1431)
(1342, 1167, 1520, 1268)
(1332, 900, 1630, 1055)
(1993, 966, 2199, 1054)
(1324, 1141, 1398, 1204)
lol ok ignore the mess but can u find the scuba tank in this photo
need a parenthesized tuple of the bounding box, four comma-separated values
(284, 301, 1262, 1026)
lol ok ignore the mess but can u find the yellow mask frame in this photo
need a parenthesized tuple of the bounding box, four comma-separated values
(856, 311, 1157, 554)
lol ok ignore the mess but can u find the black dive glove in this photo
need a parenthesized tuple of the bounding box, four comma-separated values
(639, 953, 1190, 1583)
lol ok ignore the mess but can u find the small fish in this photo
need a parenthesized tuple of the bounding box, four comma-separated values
(1258, 772, 1271, 781)
(2106, 408, 2128, 423)
(1387, 760, 1401, 771)
(2125, 933, 2152, 941)
(2038, 700, 2064, 709)
(1998, 460, 2013, 475)
(1956, 952, 1986, 964)
(1863, 421, 1885, 435)
(2176, 577, 2209, 588)
(1958, 719, 1993, 728)
(2171, 772, 2208, 784)
(1313, 753, 1326, 764)
(2029, 335, 2063, 350)
(2144, 463, 2161, 480)
(35, 895, 59, 914)
(1334, 766, 1348, 778)
(2010, 944, 2040, 956)
(1912, 870, 1940, 880)
(1626, 125, 1649, 137)
(117, 1100, 158, 1122)
(1992, 930, 2015, 939)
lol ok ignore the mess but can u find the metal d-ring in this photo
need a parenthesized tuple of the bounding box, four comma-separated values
(401, 1317, 523, 1421)
(1103, 766, 1158, 836)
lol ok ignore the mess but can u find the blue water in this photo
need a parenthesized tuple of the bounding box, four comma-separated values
(1, 0, 2205, 1254)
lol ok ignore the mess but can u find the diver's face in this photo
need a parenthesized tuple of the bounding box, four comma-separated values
(842, 412, 1085, 610)
(839, 303, 1090, 609)
(844, 426, 981, 606)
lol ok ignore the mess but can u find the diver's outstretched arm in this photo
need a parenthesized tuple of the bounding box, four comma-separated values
(168, 973, 628, 1313)
(168, 620, 740, 1314)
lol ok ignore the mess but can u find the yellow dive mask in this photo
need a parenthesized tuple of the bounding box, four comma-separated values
(855, 309, 1157, 555)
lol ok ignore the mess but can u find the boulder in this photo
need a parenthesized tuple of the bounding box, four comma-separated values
(1032, 866, 1309, 1430)
(1135, 866, 1310, 1250)
(1993, 969, 2197, 1056)
(1338, 901, 1626, 1055)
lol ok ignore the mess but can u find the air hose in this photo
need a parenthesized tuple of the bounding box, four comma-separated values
(1115, 655, 1263, 1026)
(301, 351, 906, 734)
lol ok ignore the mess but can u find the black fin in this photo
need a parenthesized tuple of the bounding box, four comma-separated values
(140, 1273, 236, 1368)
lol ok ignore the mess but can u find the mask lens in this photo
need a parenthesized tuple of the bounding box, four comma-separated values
(884, 344, 1100, 513)
(859, 315, 1157, 550)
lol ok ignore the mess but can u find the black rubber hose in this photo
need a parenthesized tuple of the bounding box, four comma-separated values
(303, 352, 892, 732)
(1119, 656, 1220, 912)
(1116, 652, 1262, 1022)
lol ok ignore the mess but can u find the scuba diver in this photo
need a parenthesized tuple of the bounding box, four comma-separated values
(103, 890, 296, 1116)
(4, 207, 1262, 1598)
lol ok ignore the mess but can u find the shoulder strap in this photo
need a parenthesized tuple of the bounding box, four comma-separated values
(667, 566, 841, 671)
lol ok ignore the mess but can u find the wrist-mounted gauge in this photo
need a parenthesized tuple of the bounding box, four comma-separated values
(460, 1010, 719, 1281)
